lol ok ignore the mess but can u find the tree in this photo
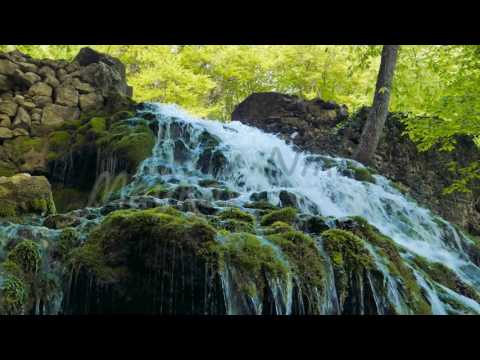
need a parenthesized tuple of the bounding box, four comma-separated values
(354, 45, 400, 165)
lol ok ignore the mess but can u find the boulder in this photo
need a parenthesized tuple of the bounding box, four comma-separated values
(0, 100, 18, 117)
(17, 62, 38, 73)
(13, 107, 31, 131)
(38, 66, 56, 78)
(12, 128, 29, 137)
(12, 69, 41, 88)
(55, 85, 79, 107)
(41, 104, 80, 127)
(0, 127, 14, 140)
(0, 74, 12, 91)
(28, 82, 53, 97)
(44, 75, 60, 88)
(32, 95, 52, 108)
(43, 213, 81, 229)
(79, 92, 104, 112)
(0, 59, 19, 76)
(0, 114, 11, 128)
(0, 173, 56, 217)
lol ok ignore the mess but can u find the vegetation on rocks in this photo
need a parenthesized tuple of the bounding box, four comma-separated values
(260, 207, 297, 226)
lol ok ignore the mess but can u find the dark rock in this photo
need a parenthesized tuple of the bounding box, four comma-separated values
(279, 190, 298, 208)
(250, 191, 268, 202)
(211, 188, 240, 201)
(43, 214, 81, 229)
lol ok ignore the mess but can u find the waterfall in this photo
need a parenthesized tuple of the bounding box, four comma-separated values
(2, 101, 480, 315)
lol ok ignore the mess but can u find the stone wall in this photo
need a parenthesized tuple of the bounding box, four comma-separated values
(0, 47, 135, 178)
(232, 92, 480, 236)
(0, 47, 132, 142)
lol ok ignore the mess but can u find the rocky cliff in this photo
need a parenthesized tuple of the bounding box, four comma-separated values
(232, 92, 480, 236)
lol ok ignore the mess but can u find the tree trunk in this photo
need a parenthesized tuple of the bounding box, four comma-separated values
(354, 45, 400, 165)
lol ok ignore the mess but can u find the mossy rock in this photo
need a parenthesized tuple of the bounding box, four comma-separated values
(260, 207, 297, 227)
(332, 217, 432, 314)
(342, 161, 376, 184)
(7, 240, 42, 276)
(0, 272, 28, 315)
(48, 131, 72, 161)
(216, 219, 255, 234)
(244, 200, 278, 211)
(215, 232, 288, 298)
(218, 207, 255, 224)
(64, 206, 225, 314)
(198, 179, 222, 188)
(0, 174, 56, 219)
(267, 230, 325, 313)
(262, 221, 295, 235)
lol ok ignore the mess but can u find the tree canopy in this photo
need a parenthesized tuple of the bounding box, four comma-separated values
(2, 44, 479, 192)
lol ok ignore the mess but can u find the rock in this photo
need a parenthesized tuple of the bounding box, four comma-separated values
(38, 66, 56, 78)
(71, 78, 95, 93)
(65, 61, 80, 73)
(250, 191, 269, 202)
(17, 62, 38, 73)
(181, 199, 218, 215)
(41, 104, 80, 127)
(32, 95, 52, 108)
(211, 188, 240, 201)
(43, 213, 81, 229)
(13, 107, 31, 130)
(22, 101, 36, 111)
(13, 95, 25, 104)
(55, 85, 79, 107)
(0, 74, 12, 91)
(56, 68, 67, 81)
(279, 190, 298, 208)
(0, 173, 56, 217)
(0, 59, 19, 76)
(12, 128, 29, 137)
(31, 112, 41, 123)
(44, 74, 60, 88)
(0, 100, 18, 117)
(12, 69, 41, 88)
(0, 127, 14, 140)
(79, 92, 103, 112)
(0, 114, 11, 128)
(28, 82, 53, 97)
(77, 49, 131, 98)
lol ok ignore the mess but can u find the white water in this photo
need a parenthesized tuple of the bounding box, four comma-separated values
(125, 103, 480, 314)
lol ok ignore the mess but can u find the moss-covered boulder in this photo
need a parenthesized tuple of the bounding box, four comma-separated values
(64, 206, 226, 314)
(0, 173, 56, 219)
(260, 207, 297, 227)
(326, 217, 432, 314)
(267, 230, 325, 314)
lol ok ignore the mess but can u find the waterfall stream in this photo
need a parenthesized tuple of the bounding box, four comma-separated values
(1, 102, 480, 314)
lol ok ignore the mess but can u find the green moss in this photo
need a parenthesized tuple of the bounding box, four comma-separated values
(47, 131, 72, 161)
(218, 208, 255, 224)
(260, 207, 297, 226)
(145, 184, 170, 198)
(411, 255, 480, 303)
(52, 186, 89, 213)
(337, 217, 432, 314)
(89, 117, 107, 133)
(55, 228, 81, 260)
(344, 162, 376, 184)
(216, 232, 288, 296)
(198, 179, 221, 188)
(244, 200, 278, 211)
(67, 206, 218, 284)
(217, 219, 255, 234)
(0, 274, 28, 315)
(262, 221, 295, 235)
(0, 202, 17, 218)
(267, 230, 325, 306)
(7, 240, 42, 275)
(99, 120, 156, 172)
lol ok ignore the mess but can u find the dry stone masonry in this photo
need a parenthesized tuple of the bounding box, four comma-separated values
(0, 47, 132, 141)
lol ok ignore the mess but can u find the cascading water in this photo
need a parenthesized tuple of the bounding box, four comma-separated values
(2, 102, 480, 315)
(122, 103, 480, 314)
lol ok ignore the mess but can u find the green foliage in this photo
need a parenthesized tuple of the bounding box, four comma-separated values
(7, 240, 42, 275)
(260, 207, 297, 226)
(218, 207, 255, 224)
(5, 44, 480, 193)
